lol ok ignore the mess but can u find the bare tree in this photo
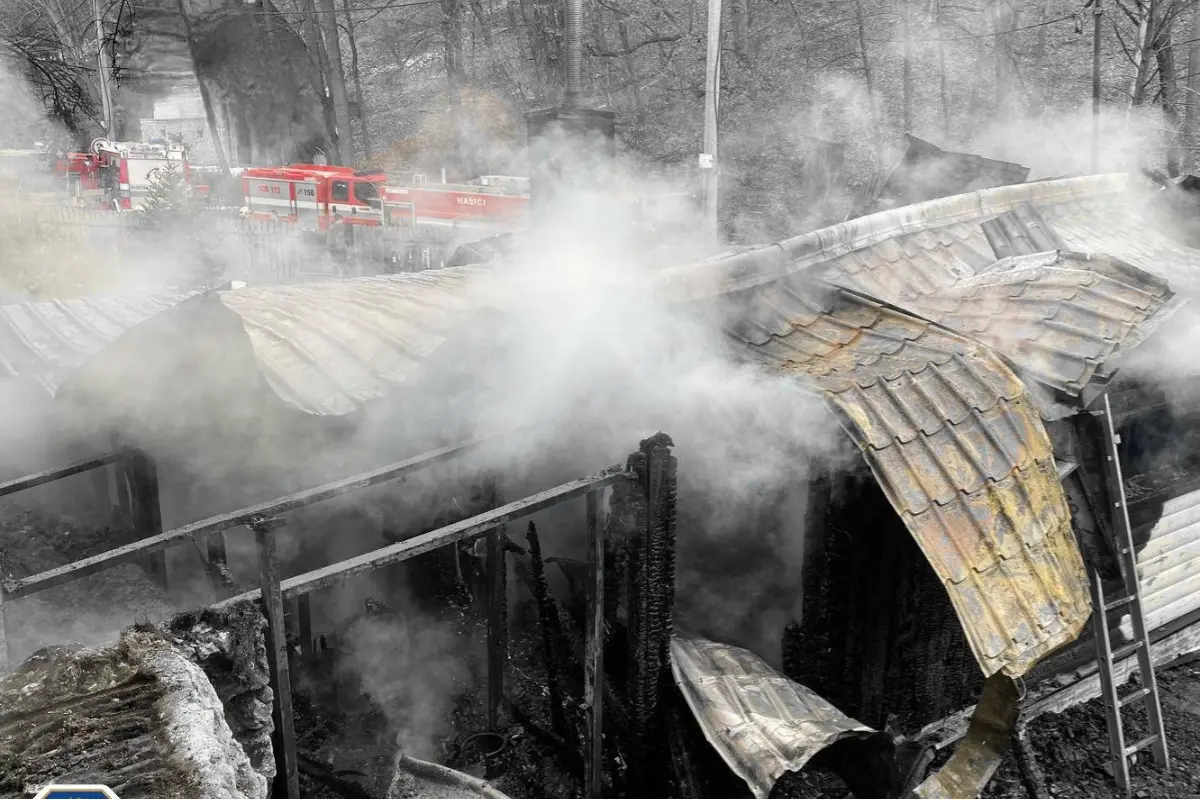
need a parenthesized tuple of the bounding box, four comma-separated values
(990, 0, 1019, 120)
(341, 0, 371, 161)
(1187, 0, 1200, 169)
(442, 0, 465, 176)
(854, 0, 881, 164)
(319, 0, 356, 164)
(175, 0, 230, 173)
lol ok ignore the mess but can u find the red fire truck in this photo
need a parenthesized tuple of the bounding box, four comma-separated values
(240, 164, 532, 231)
(48, 139, 207, 210)
(241, 164, 387, 228)
(378, 178, 530, 232)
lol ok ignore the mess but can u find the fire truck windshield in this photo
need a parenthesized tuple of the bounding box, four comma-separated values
(353, 181, 378, 203)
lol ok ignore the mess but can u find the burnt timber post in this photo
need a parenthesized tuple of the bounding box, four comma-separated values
(250, 514, 300, 799)
(0, 578, 9, 670)
(621, 432, 677, 795)
(486, 477, 508, 734)
(207, 533, 231, 595)
(584, 488, 606, 798)
(127, 449, 168, 593)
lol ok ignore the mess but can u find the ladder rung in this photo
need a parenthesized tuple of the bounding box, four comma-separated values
(1111, 640, 1143, 662)
(1105, 594, 1137, 612)
(1124, 734, 1160, 757)
(1119, 687, 1151, 707)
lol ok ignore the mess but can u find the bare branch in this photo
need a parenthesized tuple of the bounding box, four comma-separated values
(586, 32, 680, 57)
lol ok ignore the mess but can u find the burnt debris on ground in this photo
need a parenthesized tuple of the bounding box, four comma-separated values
(984, 660, 1200, 799)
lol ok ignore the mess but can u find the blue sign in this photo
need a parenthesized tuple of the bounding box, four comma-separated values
(34, 786, 118, 799)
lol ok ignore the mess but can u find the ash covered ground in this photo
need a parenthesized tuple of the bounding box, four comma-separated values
(984, 659, 1200, 799)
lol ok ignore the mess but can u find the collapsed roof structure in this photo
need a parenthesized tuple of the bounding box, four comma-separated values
(845, 134, 1031, 221)
(2, 172, 1199, 797)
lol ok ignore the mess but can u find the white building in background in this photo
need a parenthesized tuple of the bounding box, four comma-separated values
(137, 88, 220, 166)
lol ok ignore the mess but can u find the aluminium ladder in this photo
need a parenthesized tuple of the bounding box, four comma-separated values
(1088, 394, 1169, 793)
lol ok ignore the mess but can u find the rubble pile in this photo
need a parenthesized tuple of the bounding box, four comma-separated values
(164, 601, 277, 785)
(0, 504, 174, 662)
(0, 626, 266, 798)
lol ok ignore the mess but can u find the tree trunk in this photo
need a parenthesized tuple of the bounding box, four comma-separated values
(318, 0, 356, 165)
(731, 0, 749, 62)
(853, 0, 881, 165)
(341, 0, 371, 163)
(299, 0, 339, 162)
(617, 13, 645, 129)
(1130, 0, 1158, 108)
(1032, 0, 1051, 115)
(469, 0, 493, 46)
(1188, 0, 1200, 170)
(442, 0, 466, 178)
(934, 0, 949, 137)
(1156, 20, 1184, 175)
(991, 0, 1019, 120)
(175, 0, 230, 174)
(901, 0, 912, 132)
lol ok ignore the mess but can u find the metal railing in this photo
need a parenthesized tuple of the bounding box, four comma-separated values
(0, 432, 668, 798)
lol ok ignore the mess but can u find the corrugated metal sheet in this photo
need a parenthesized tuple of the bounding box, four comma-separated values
(654, 174, 1132, 304)
(724, 279, 1092, 678)
(216, 267, 487, 415)
(979, 202, 1066, 258)
(678, 176, 1184, 407)
(1042, 195, 1200, 297)
(907, 252, 1184, 398)
(670, 632, 878, 799)
(912, 673, 1021, 798)
(1135, 488, 1200, 633)
(0, 292, 196, 397)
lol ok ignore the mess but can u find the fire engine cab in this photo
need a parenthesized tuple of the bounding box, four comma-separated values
(242, 164, 386, 229)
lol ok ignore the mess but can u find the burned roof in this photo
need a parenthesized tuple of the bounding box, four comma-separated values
(898, 251, 1183, 402)
(0, 291, 196, 397)
(671, 632, 882, 799)
(662, 175, 1185, 408)
(722, 278, 1091, 677)
(213, 267, 487, 415)
(846, 135, 1030, 221)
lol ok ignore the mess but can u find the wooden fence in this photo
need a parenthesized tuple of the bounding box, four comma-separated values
(11, 206, 457, 286)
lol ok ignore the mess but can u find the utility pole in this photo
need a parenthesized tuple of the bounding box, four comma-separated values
(93, 0, 114, 134)
(701, 0, 722, 245)
(1092, 0, 1103, 172)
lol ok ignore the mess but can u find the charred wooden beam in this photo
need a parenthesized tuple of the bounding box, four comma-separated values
(298, 594, 314, 659)
(585, 488, 606, 798)
(298, 751, 371, 798)
(0, 583, 8, 670)
(233, 467, 630, 605)
(127, 449, 168, 593)
(1011, 724, 1048, 799)
(486, 479, 508, 735)
(527, 521, 569, 739)
(9, 436, 532, 600)
(0, 450, 125, 498)
(622, 432, 677, 796)
(251, 514, 300, 799)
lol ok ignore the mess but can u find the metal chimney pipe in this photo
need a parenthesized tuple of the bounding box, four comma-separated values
(564, 0, 583, 106)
